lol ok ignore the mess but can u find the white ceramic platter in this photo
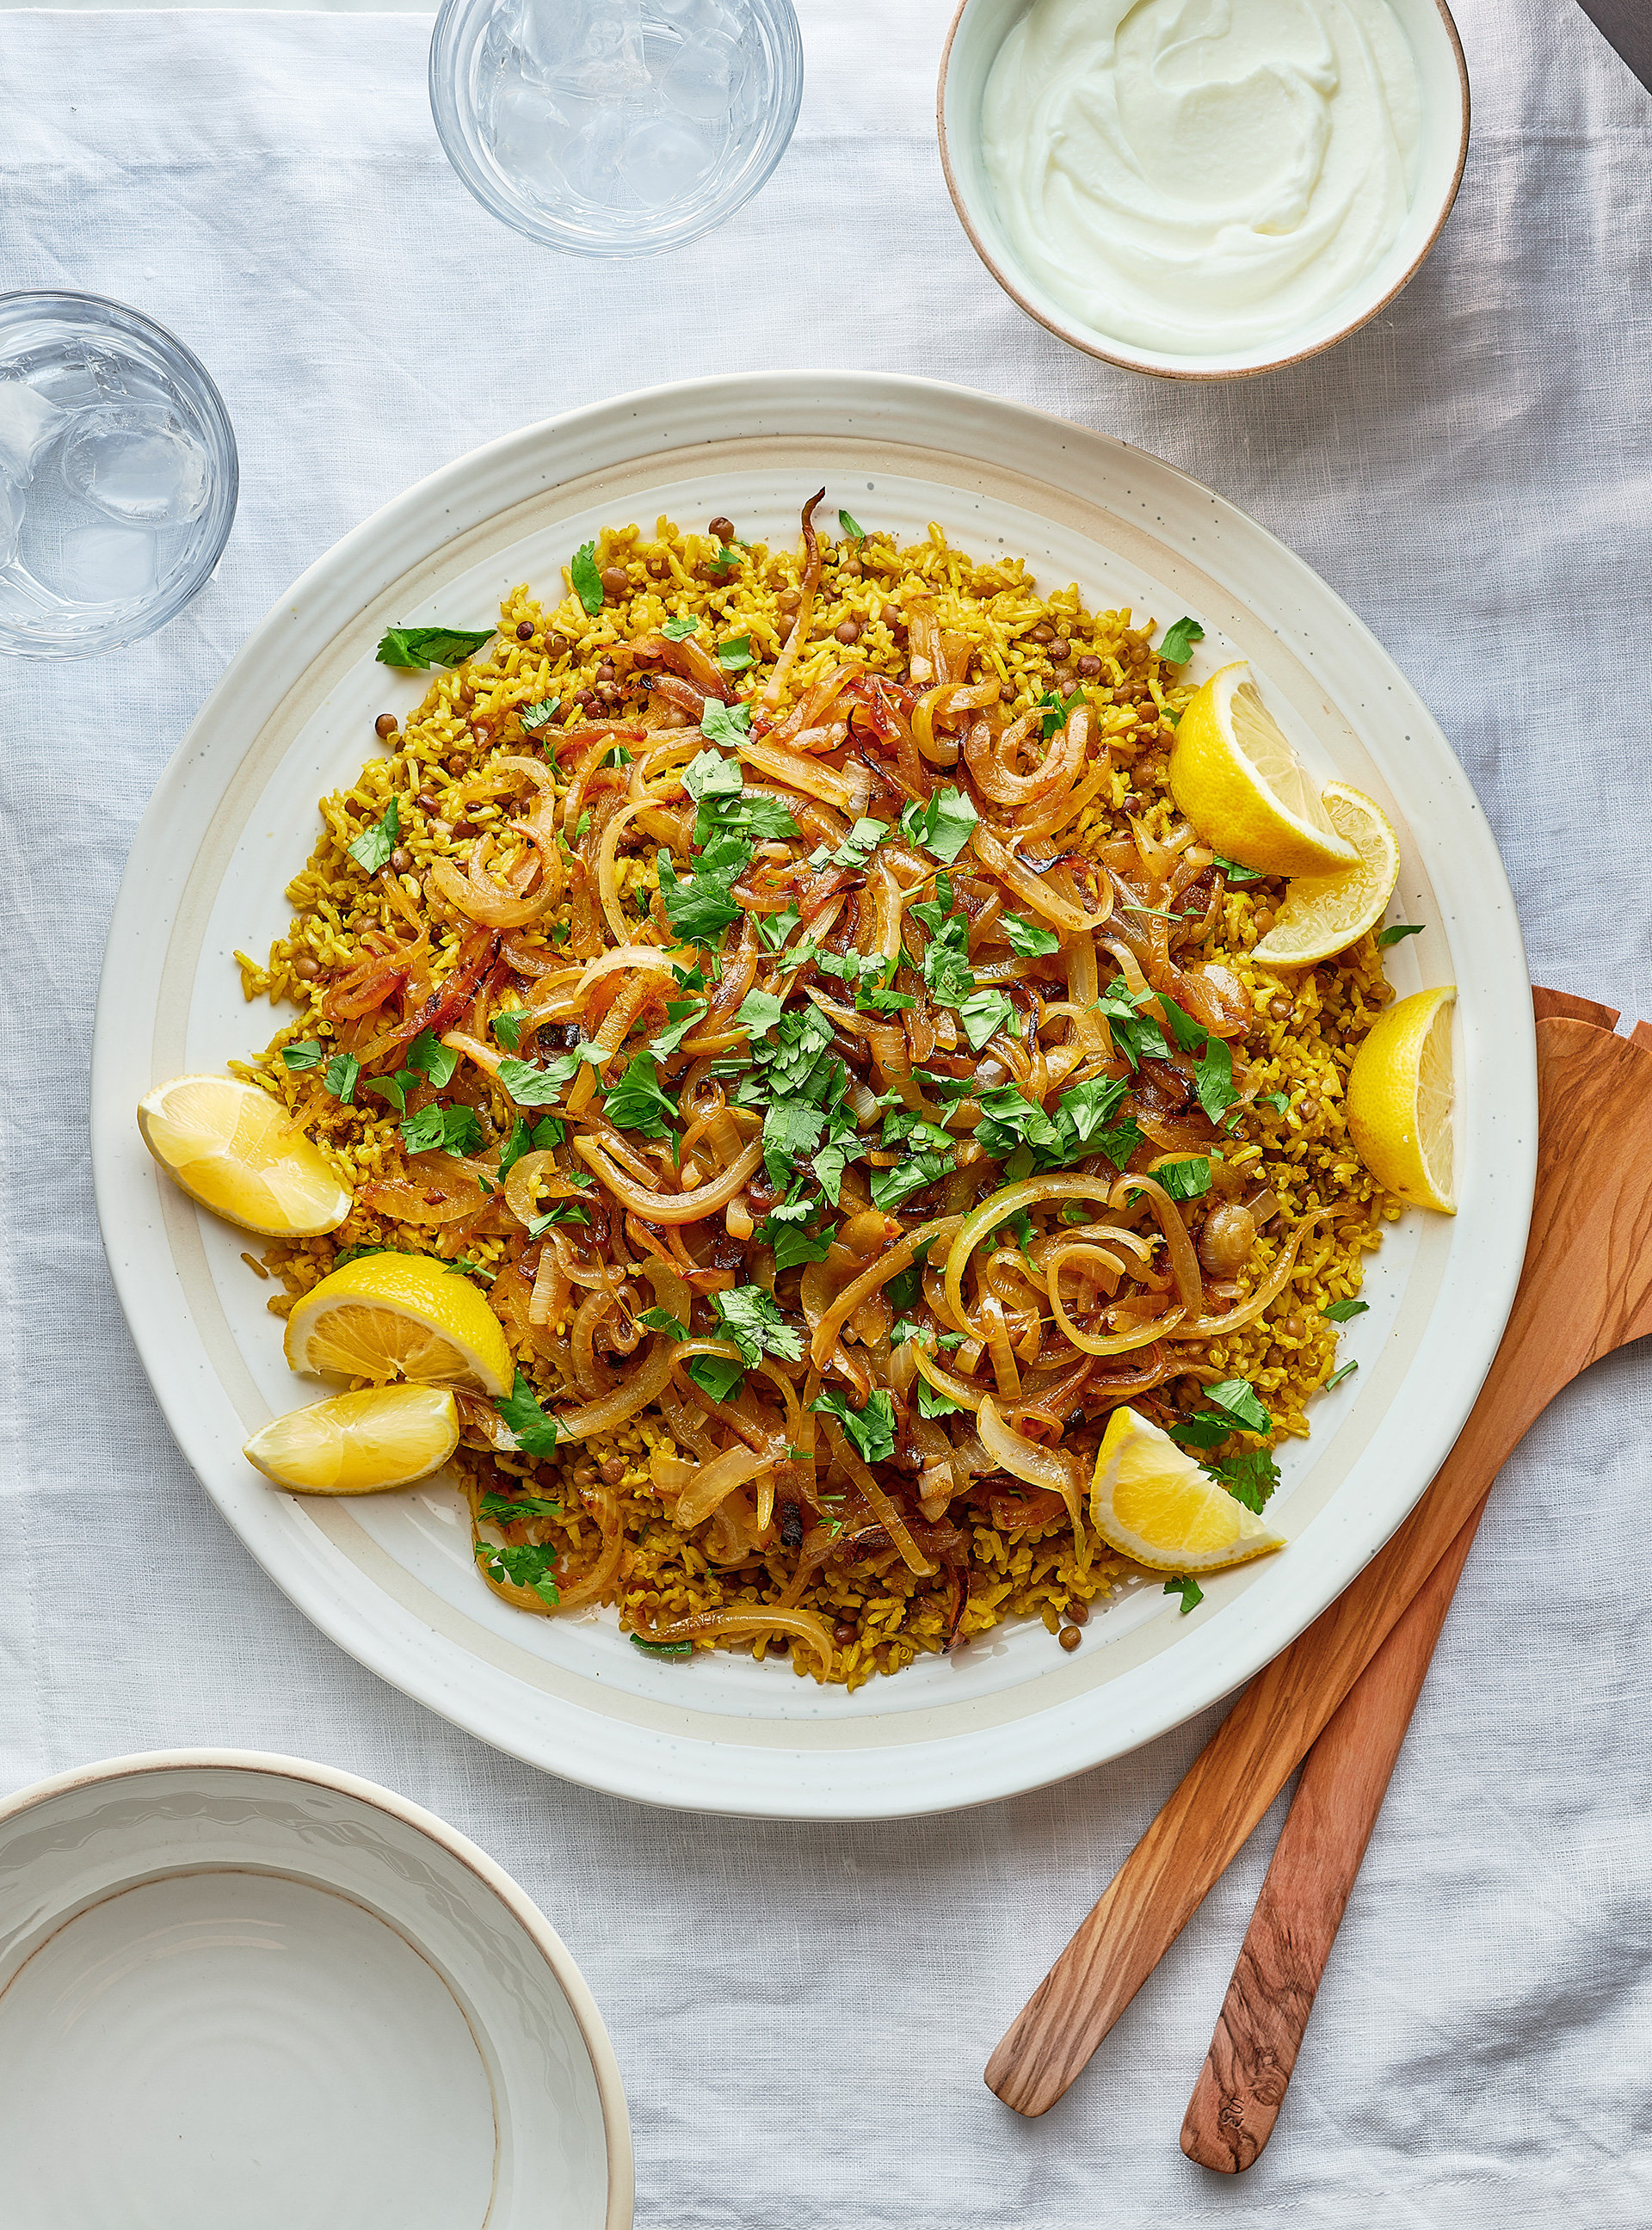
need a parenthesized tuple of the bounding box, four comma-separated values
(0, 1751, 632, 2229)
(91, 373, 1535, 1820)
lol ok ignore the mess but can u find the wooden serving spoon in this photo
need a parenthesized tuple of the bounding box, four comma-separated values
(1179, 985, 1619, 2171)
(986, 1001, 1652, 2121)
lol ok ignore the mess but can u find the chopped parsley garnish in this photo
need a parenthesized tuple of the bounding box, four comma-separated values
(495, 1368, 559, 1457)
(405, 1029, 459, 1088)
(659, 857, 741, 946)
(525, 1203, 589, 1235)
(519, 697, 559, 731)
(810, 1385, 897, 1465)
(1213, 853, 1262, 884)
(1096, 977, 1174, 1068)
(1324, 1358, 1359, 1391)
(375, 625, 494, 669)
(758, 906, 804, 952)
(491, 1008, 527, 1054)
(649, 1000, 706, 1059)
(817, 817, 887, 871)
(717, 634, 755, 672)
(1322, 1297, 1368, 1321)
(713, 1287, 806, 1366)
(1156, 991, 1238, 1124)
(636, 1308, 687, 1340)
(1035, 686, 1085, 740)
(478, 1489, 564, 1525)
(735, 989, 786, 1038)
(631, 1636, 693, 1659)
(837, 508, 866, 540)
(1002, 911, 1061, 958)
(662, 614, 700, 640)
(1164, 1574, 1205, 1614)
(899, 785, 980, 866)
(399, 1101, 484, 1155)
(1209, 1450, 1281, 1511)
(1156, 1156, 1211, 1201)
(1376, 922, 1425, 947)
(700, 699, 753, 749)
(959, 987, 1016, 1051)
(283, 1039, 325, 1072)
(765, 1222, 835, 1270)
(347, 796, 400, 875)
(496, 1052, 577, 1106)
(475, 1537, 559, 1607)
(870, 1151, 952, 1212)
(570, 541, 604, 615)
(324, 1052, 360, 1105)
(915, 1378, 966, 1420)
(447, 1254, 496, 1283)
(974, 1075, 1140, 1177)
(1258, 1091, 1291, 1114)
(601, 1054, 678, 1139)
(1159, 616, 1205, 665)
(496, 1117, 531, 1181)
(1204, 1376, 1272, 1434)
(686, 1354, 745, 1403)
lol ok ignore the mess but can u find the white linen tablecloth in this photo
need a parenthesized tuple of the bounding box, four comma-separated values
(3, 4, 1650, 2222)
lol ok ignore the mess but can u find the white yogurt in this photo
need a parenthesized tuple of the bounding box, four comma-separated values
(982, 0, 1421, 356)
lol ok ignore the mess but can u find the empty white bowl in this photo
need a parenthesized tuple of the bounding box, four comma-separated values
(937, 0, 1470, 381)
(0, 1752, 632, 2230)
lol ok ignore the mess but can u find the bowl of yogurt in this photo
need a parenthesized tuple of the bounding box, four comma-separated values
(938, 0, 1469, 380)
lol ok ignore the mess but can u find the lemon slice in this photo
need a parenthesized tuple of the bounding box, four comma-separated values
(284, 1252, 514, 1395)
(1249, 784, 1401, 967)
(1346, 984, 1457, 1213)
(244, 1385, 459, 1494)
(1169, 662, 1359, 878)
(137, 1074, 352, 1237)
(1089, 1405, 1285, 1574)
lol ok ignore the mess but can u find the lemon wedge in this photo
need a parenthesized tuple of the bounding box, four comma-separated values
(137, 1074, 352, 1237)
(1249, 783, 1401, 968)
(244, 1385, 459, 1494)
(1346, 984, 1457, 1213)
(1170, 662, 1359, 878)
(284, 1252, 514, 1396)
(1089, 1405, 1285, 1574)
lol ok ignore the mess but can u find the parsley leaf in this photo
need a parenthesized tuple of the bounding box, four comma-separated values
(405, 1029, 459, 1088)
(1209, 1450, 1280, 1512)
(478, 1488, 563, 1525)
(476, 1537, 560, 1607)
(1204, 1377, 1272, 1434)
(399, 1102, 484, 1155)
(700, 699, 753, 749)
(347, 796, 400, 875)
(714, 1287, 806, 1366)
(324, 1052, 360, 1105)
(662, 615, 700, 641)
(496, 1053, 576, 1106)
(1159, 616, 1205, 665)
(899, 785, 980, 866)
(1156, 1156, 1211, 1201)
(1157, 993, 1238, 1123)
(1164, 1574, 1204, 1614)
(659, 856, 742, 946)
(495, 1368, 559, 1457)
(1213, 852, 1262, 884)
(570, 542, 604, 615)
(631, 1635, 694, 1659)
(687, 1354, 745, 1403)
(735, 989, 786, 1038)
(601, 1054, 678, 1139)
(519, 697, 559, 731)
(765, 1222, 835, 1270)
(1258, 1091, 1291, 1114)
(1035, 686, 1085, 741)
(820, 817, 887, 871)
(649, 1000, 706, 1059)
(1376, 921, 1425, 947)
(959, 987, 1016, 1052)
(758, 906, 804, 952)
(282, 1040, 325, 1072)
(810, 1385, 897, 1465)
(870, 1150, 952, 1211)
(492, 1009, 526, 1054)
(1097, 977, 1173, 1069)
(526, 1204, 589, 1235)
(1322, 1297, 1369, 1322)
(915, 1378, 966, 1420)
(375, 625, 493, 669)
(636, 1307, 687, 1340)
(717, 634, 755, 672)
(838, 508, 866, 540)
(497, 1115, 533, 1180)
(1002, 911, 1061, 958)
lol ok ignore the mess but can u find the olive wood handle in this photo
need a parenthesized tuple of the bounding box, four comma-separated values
(986, 1015, 1652, 2118)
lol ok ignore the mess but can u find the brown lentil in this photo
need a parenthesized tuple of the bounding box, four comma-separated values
(1058, 1625, 1082, 1652)
(515, 620, 534, 641)
(708, 515, 737, 544)
(1076, 653, 1102, 677)
(290, 955, 320, 981)
(373, 713, 398, 739)
(388, 847, 412, 875)
(599, 566, 629, 601)
(834, 618, 861, 645)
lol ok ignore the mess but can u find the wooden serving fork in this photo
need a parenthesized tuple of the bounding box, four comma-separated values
(986, 995, 1652, 2123)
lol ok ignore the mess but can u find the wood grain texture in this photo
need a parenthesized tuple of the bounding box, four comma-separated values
(1176, 985, 1617, 2169)
(986, 1016, 1652, 2118)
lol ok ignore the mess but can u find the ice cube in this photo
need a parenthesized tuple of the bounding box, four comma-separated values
(660, 29, 745, 121)
(0, 470, 21, 570)
(564, 106, 640, 208)
(618, 113, 718, 203)
(520, 0, 650, 97)
(485, 72, 581, 200)
(46, 521, 157, 607)
(654, 0, 743, 34)
(59, 407, 211, 528)
(0, 379, 68, 479)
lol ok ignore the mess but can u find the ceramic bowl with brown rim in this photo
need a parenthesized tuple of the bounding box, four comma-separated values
(937, 0, 1470, 382)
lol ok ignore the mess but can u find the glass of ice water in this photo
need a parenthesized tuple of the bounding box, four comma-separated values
(430, 0, 804, 256)
(0, 293, 237, 660)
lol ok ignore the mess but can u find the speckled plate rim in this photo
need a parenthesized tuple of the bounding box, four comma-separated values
(90, 372, 1534, 1819)
(0, 1747, 633, 2229)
